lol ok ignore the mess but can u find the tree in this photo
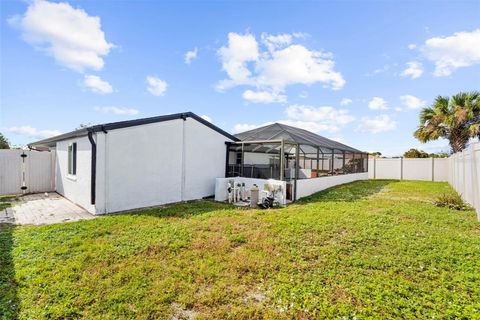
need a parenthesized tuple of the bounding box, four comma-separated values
(0, 132, 10, 149)
(430, 152, 449, 158)
(369, 152, 382, 157)
(403, 148, 450, 158)
(403, 148, 429, 158)
(414, 91, 480, 153)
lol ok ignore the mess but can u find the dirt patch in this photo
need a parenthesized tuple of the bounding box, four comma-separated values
(171, 302, 197, 320)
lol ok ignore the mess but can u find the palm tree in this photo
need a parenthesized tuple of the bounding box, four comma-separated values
(414, 91, 480, 153)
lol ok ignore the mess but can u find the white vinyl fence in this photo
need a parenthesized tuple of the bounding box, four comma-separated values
(448, 142, 480, 219)
(0, 149, 55, 195)
(368, 141, 480, 219)
(368, 157, 449, 181)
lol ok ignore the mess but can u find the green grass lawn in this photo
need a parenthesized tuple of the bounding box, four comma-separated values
(1, 180, 479, 319)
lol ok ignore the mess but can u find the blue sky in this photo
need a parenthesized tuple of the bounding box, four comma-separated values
(1, 0, 479, 156)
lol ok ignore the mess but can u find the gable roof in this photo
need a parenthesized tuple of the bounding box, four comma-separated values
(234, 123, 363, 153)
(29, 112, 239, 147)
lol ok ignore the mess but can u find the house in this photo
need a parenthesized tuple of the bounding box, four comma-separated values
(29, 112, 237, 214)
(29, 112, 368, 214)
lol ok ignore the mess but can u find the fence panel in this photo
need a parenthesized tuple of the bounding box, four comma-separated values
(449, 142, 480, 219)
(27, 151, 55, 193)
(403, 158, 432, 181)
(373, 158, 401, 179)
(433, 158, 449, 181)
(0, 150, 55, 195)
(0, 150, 23, 195)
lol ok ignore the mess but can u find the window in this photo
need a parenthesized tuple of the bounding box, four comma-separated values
(68, 142, 77, 175)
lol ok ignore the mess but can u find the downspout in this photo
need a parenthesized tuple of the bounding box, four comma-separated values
(87, 130, 97, 205)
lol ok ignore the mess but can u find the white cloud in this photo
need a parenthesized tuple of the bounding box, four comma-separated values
(261, 33, 293, 52)
(184, 47, 198, 64)
(83, 75, 113, 94)
(200, 115, 212, 122)
(421, 29, 480, 76)
(408, 44, 417, 50)
(146, 76, 168, 96)
(217, 32, 259, 88)
(233, 104, 354, 134)
(3, 126, 61, 139)
(285, 104, 354, 127)
(217, 32, 345, 102)
(340, 98, 352, 106)
(368, 97, 388, 110)
(8, 0, 113, 72)
(256, 44, 345, 91)
(357, 115, 397, 134)
(328, 136, 344, 143)
(242, 90, 287, 104)
(400, 61, 423, 79)
(233, 123, 263, 133)
(94, 106, 139, 115)
(399, 95, 426, 109)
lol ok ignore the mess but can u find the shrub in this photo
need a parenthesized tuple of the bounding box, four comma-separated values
(434, 193, 470, 210)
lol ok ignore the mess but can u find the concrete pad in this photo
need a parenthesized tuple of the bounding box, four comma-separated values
(0, 193, 95, 225)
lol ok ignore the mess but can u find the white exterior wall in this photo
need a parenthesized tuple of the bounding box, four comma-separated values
(183, 118, 233, 201)
(55, 136, 95, 213)
(295, 173, 368, 200)
(98, 117, 232, 213)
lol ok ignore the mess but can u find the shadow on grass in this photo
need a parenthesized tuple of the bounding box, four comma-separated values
(0, 224, 18, 320)
(116, 200, 235, 219)
(297, 179, 397, 203)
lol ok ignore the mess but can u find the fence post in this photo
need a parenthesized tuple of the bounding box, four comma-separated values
(470, 142, 480, 220)
(400, 157, 403, 180)
(373, 157, 376, 179)
(432, 157, 435, 182)
(462, 149, 466, 197)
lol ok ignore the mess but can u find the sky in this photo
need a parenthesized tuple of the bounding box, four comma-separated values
(1, 0, 479, 156)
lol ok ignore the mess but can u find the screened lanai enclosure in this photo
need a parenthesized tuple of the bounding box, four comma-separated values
(224, 123, 369, 201)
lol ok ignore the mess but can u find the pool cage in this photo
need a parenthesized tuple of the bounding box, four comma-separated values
(225, 126, 368, 201)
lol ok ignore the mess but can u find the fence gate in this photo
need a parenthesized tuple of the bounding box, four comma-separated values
(0, 150, 55, 195)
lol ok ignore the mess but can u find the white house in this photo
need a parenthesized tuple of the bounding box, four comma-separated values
(29, 112, 369, 214)
(29, 112, 237, 214)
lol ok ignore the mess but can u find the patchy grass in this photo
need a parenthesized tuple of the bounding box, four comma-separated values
(0, 195, 15, 211)
(1, 180, 479, 319)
